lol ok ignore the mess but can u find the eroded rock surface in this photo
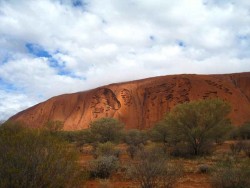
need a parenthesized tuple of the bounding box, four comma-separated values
(9, 72, 250, 130)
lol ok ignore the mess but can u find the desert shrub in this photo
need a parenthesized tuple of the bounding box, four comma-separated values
(170, 141, 213, 158)
(163, 163, 183, 188)
(211, 158, 250, 188)
(170, 142, 192, 157)
(88, 156, 119, 179)
(124, 129, 147, 146)
(144, 144, 167, 158)
(230, 122, 250, 140)
(229, 127, 238, 140)
(238, 122, 250, 140)
(56, 130, 77, 142)
(241, 141, 250, 158)
(198, 164, 210, 174)
(98, 179, 112, 188)
(43, 120, 63, 132)
(90, 118, 124, 143)
(229, 140, 250, 158)
(58, 129, 96, 146)
(149, 121, 170, 153)
(88, 141, 121, 179)
(0, 122, 85, 188)
(93, 142, 120, 158)
(124, 129, 147, 159)
(230, 141, 244, 155)
(126, 145, 139, 159)
(127, 147, 183, 188)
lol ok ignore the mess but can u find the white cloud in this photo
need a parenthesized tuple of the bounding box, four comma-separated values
(0, 56, 86, 97)
(0, 0, 250, 119)
(0, 90, 36, 120)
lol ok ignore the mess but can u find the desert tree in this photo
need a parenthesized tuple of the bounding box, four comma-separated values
(89, 118, 124, 143)
(149, 121, 171, 153)
(165, 99, 232, 156)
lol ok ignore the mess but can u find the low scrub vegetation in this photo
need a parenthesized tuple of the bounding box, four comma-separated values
(127, 147, 183, 188)
(89, 118, 124, 143)
(93, 142, 121, 158)
(88, 155, 119, 179)
(88, 140, 120, 179)
(211, 157, 250, 188)
(198, 164, 210, 174)
(230, 122, 250, 140)
(124, 129, 147, 159)
(0, 122, 86, 188)
(2, 99, 250, 187)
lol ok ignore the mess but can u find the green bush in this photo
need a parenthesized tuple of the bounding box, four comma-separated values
(128, 147, 183, 188)
(170, 142, 192, 157)
(0, 122, 85, 188)
(198, 164, 210, 174)
(126, 145, 139, 159)
(124, 129, 147, 146)
(211, 158, 250, 188)
(149, 121, 170, 153)
(165, 99, 232, 156)
(88, 156, 119, 179)
(56, 129, 95, 145)
(93, 142, 120, 158)
(89, 118, 124, 143)
(241, 141, 250, 158)
(234, 122, 250, 140)
(230, 141, 244, 156)
(43, 120, 63, 132)
(124, 129, 147, 158)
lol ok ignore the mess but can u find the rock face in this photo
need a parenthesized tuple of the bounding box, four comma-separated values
(9, 72, 250, 130)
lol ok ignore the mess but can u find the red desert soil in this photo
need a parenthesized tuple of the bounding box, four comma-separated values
(10, 72, 250, 130)
(81, 143, 222, 188)
(84, 173, 211, 188)
(175, 173, 211, 188)
(80, 142, 245, 188)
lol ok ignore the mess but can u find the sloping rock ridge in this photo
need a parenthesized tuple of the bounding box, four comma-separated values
(9, 72, 250, 130)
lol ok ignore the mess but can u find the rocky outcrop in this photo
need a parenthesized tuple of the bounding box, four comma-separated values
(9, 72, 250, 130)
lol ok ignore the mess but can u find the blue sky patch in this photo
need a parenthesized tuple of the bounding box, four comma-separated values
(72, 0, 88, 9)
(102, 19, 107, 24)
(237, 35, 250, 42)
(48, 58, 65, 68)
(236, 35, 250, 58)
(25, 43, 52, 58)
(1, 54, 11, 64)
(72, 0, 82, 7)
(25, 43, 85, 79)
(149, 35, 155, 41)
(0, 78, 20, 92)
(177, 40, 186, 47)
(58, 69, 86, 80)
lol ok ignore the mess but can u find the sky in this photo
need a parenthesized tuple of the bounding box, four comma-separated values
(0, 0, 250, 120)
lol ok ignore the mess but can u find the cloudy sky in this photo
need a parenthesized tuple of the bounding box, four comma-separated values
(0, 0, 250, 120)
